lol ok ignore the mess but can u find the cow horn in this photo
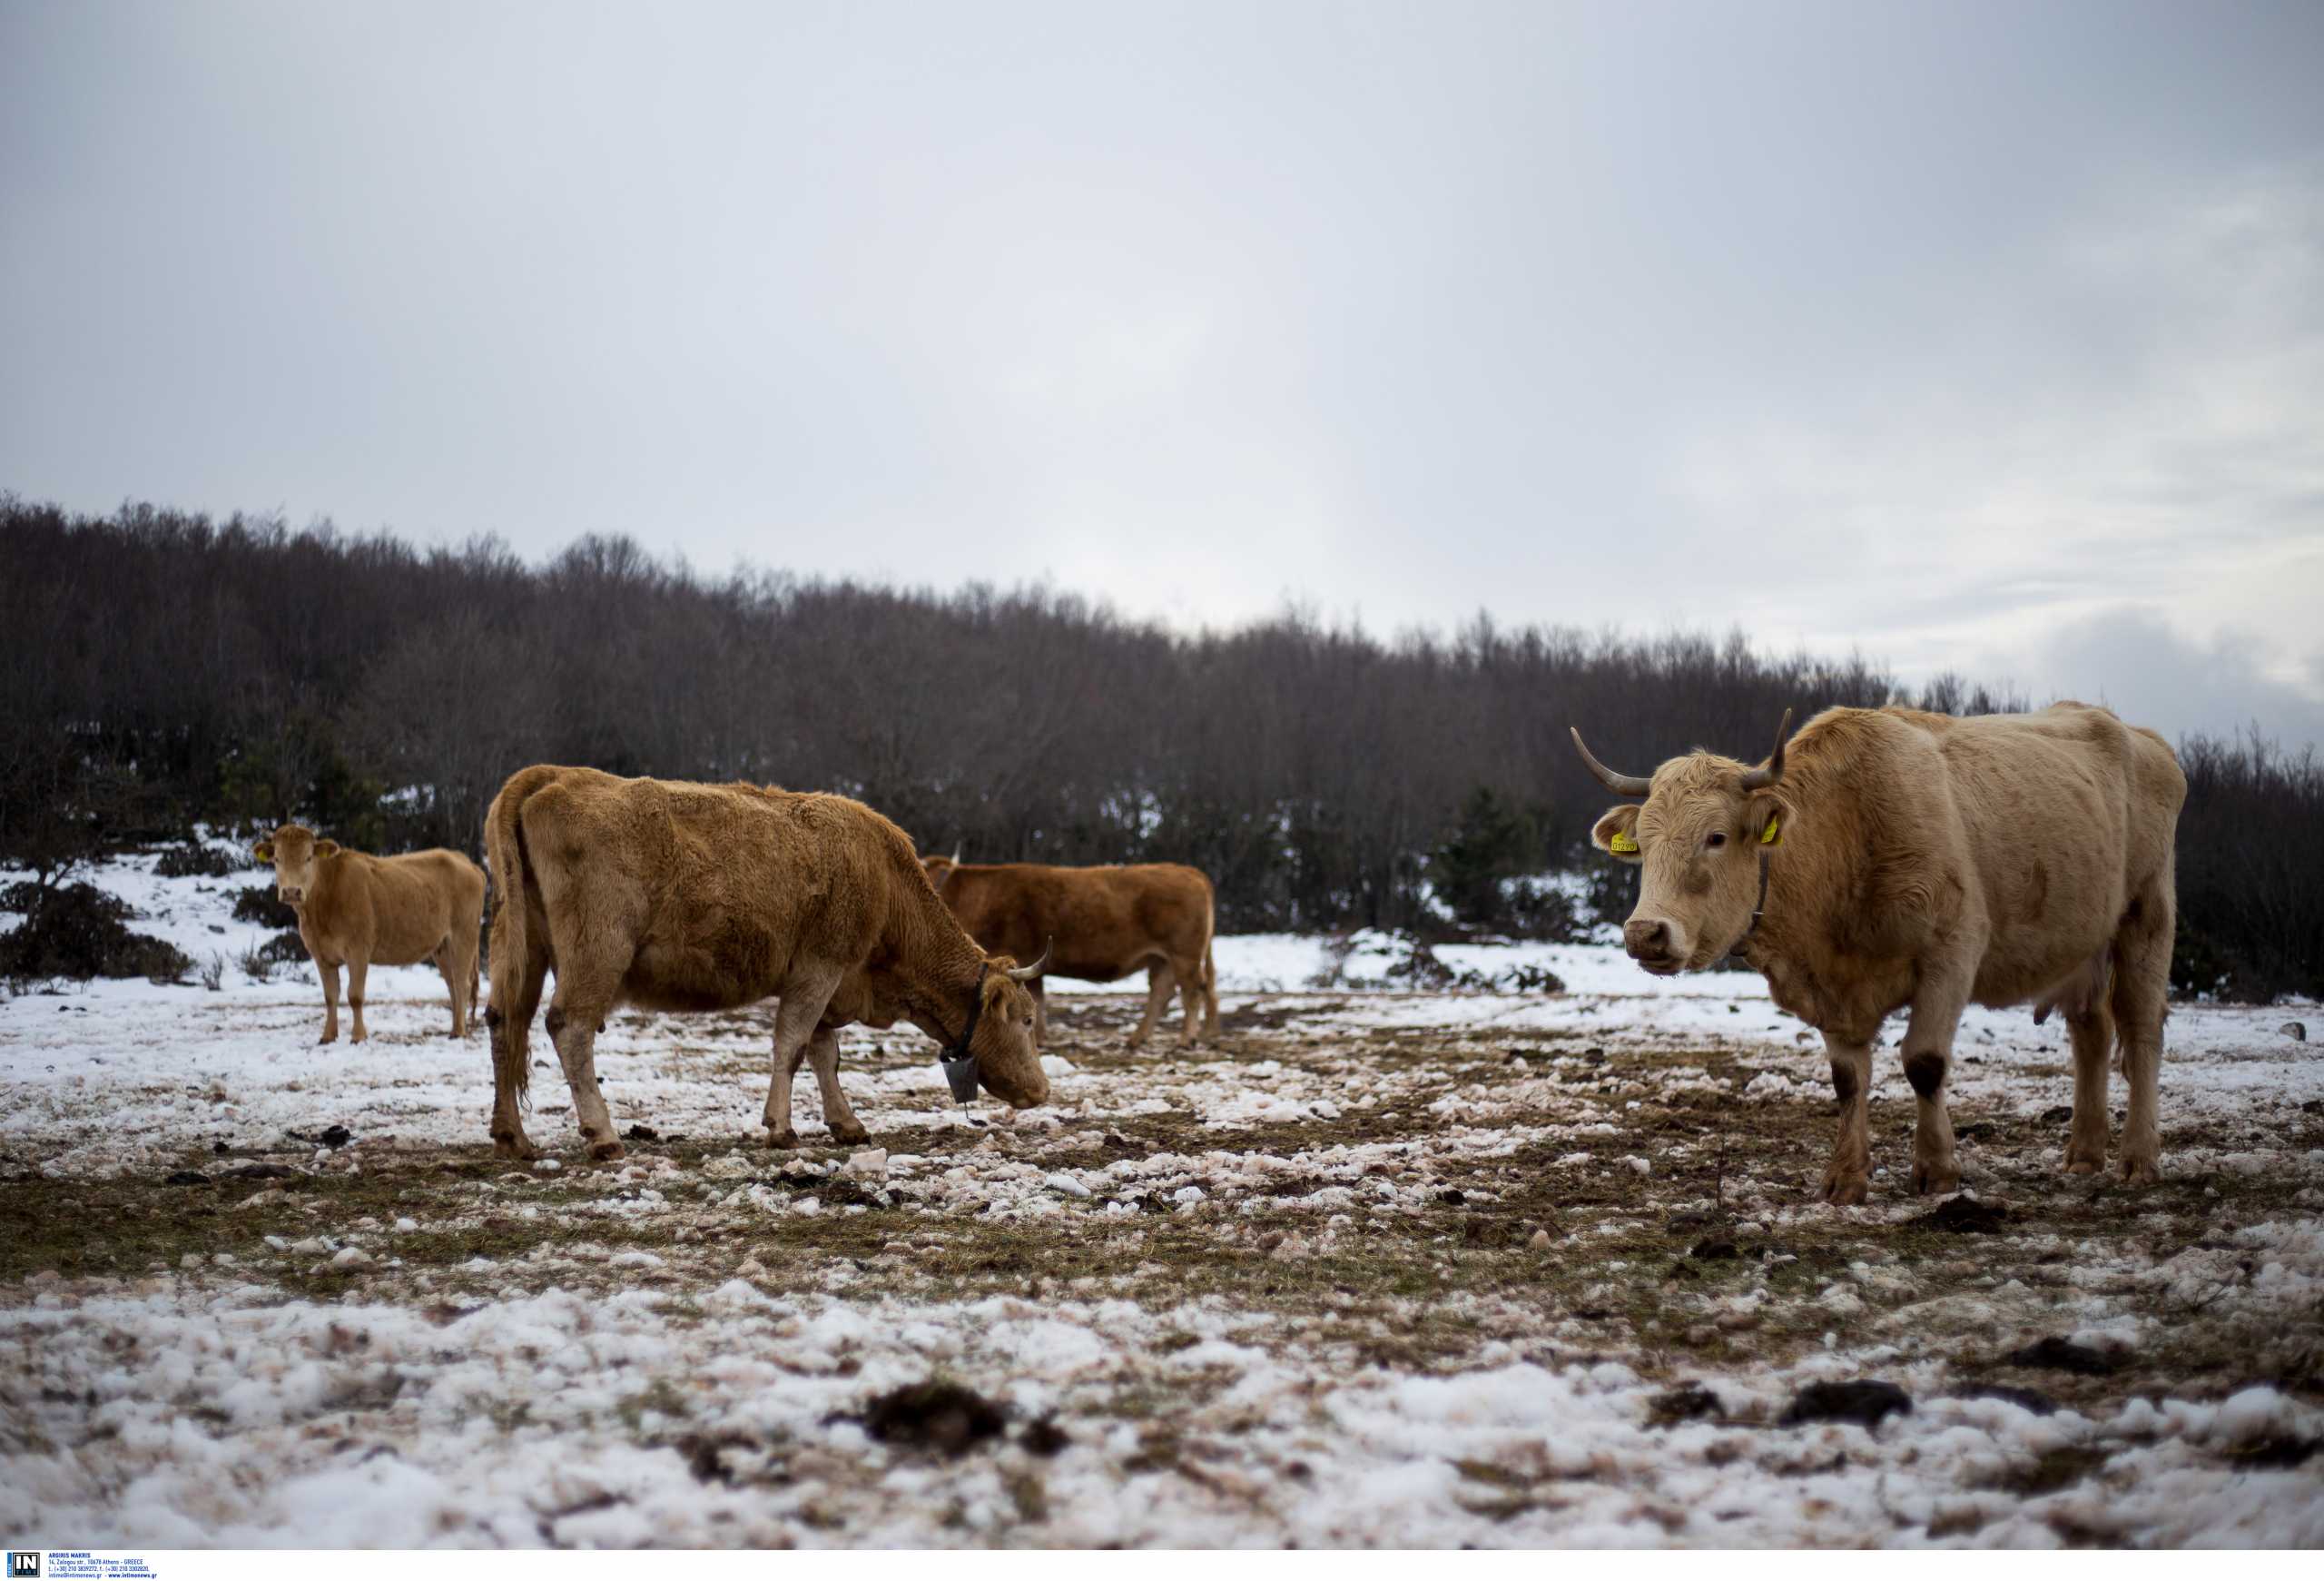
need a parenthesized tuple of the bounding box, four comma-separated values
(950, 845, 962, 865)
(1004, 939, 1050, 981)
(1738, 708, 1795, 791)
(1570, 726, 1653, 797)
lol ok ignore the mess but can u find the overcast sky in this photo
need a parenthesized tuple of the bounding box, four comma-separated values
(5, 0, 2320, 747)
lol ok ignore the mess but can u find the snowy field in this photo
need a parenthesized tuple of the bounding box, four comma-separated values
(3, 852, 2322, 1546)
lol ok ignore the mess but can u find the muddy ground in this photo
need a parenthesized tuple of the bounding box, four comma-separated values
(3, 981, 2321, 1546)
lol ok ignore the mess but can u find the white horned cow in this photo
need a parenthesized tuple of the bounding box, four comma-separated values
(1573, 703, 2185, 1204)
(252, 823, 486, 1044)
(482, 765, 1049, 1161)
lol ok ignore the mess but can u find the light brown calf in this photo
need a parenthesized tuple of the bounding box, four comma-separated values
(921, 856, 1222, 1047)
(252, 824, 486, 1044)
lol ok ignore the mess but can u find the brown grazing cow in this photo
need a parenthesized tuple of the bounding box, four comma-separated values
(921, 856, 1222, 1048)
(1574, 702, 2184, 1204)
(483, 766, 1049, 1161)
(251, 824, 486, 1044)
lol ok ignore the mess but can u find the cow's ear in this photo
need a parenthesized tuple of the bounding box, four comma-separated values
(1747, 793, 1789, 849)
(315, 839, 340, 857)
(252, 841, 274, 863)
(980, 966, 1015, 1009)
(1591, 805, 1642, 864)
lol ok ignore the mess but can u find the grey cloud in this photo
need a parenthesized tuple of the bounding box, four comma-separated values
(2, 1, 2319, 741)
(2004, 608, 2324, 753)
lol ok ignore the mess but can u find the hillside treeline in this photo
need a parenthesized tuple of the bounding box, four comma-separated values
(4, 495, 2318, 999)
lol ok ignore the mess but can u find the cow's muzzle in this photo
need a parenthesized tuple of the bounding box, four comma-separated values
(279, 887, 305, 905)
(1623, 916, 1685, 974)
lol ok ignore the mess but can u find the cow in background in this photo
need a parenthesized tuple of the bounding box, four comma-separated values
(921, 855, 1221, 1048)
(252, 824, 485, 1044)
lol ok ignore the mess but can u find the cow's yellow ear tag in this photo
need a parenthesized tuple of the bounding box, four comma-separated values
(1610, 829, 1639, 855)
(1760, 814, 1781, 845)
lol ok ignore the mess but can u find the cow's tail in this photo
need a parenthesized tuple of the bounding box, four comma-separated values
(485, 768, 549, 1105)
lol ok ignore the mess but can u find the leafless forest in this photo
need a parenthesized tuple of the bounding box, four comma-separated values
(3, 495, 2318, 998)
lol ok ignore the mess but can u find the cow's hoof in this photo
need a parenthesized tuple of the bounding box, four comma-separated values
(2063, 1157, 2103, 1176)
(493, 1134, 540, 1162)
(767, 1128, 799, 1150)
(1912, 1161, 1962, 1196)
(1819, 1170, 1869, 1207)
(587, 1138, 625, 1162)
(318, 1032, 338, 1046)
(349, 1031, 369, 1046)
(831, 1122, 871, 1146)
(2118, 1154, 2161, 1186)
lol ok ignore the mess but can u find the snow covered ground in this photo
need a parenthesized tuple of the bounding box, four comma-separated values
(3, 849, 2321, 1546)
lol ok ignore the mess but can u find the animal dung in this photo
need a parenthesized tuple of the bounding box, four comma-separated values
(1647, 1383, 1724, 1428)
(1915, 1196, 2011, 1233)
(857, 1380, 1008, 1457)
(1778, 1380, 1914, 1430)
(2002, 1337, 2122, 1376)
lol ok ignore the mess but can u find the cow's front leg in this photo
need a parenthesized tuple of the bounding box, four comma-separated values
(345, 954, 371, 1044)
(1819, 1034, 1873, 1206)
(764, 966, 844, 1148)
(1901, 972, 1972, 1196)
(806, 1027, 871, 1146)
(317, 959, 342, 1044)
